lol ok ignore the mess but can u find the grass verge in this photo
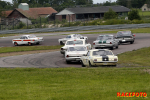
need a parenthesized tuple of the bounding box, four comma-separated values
(0, 67, 149, 100)
(1, 28, 150, 38)
(0, 45, 62, 53)
(118, 47, 150, 67)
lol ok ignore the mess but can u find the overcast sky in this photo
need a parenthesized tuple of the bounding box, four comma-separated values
(3, 0, 117, 4)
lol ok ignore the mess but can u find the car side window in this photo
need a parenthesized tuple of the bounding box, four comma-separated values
(20, 37, 23, 39)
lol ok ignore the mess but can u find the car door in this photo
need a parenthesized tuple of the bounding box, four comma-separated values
(83, 51, 90, 65)
(22, 36, 28, 44)
(19, 36, 25, 44)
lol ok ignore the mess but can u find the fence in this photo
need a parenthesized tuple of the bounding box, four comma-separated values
(0, 23, 150, 34)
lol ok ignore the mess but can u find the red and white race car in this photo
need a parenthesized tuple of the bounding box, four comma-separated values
(12, 34, 44, 46)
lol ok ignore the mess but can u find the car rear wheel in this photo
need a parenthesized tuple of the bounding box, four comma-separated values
(110, 47, 114, 50)
(81, 61, 85, 67)
(36, 42, 40, 45)
(130, 41, 134, 44)
(60, 41, 64, 45)
(116, 45, 118, 49)
(66, 60, 70, 64)
(89, 61, 92, 67)
(14, 42, 18, 46)
(28, 42, 32, 46)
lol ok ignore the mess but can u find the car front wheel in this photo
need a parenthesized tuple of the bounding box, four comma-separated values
(81, 61, 85, 67)
(14, 42, 18, 46)
(28, 42, 32, 46)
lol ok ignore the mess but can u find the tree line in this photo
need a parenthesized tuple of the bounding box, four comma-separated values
(1, 0, 150, 18)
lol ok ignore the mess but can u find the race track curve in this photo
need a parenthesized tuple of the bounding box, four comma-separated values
(0, 33, 150, 68)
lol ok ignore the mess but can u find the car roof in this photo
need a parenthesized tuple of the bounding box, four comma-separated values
(67, 39, 85, 41)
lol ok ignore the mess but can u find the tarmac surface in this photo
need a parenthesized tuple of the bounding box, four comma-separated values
(0, 32, 150, 68)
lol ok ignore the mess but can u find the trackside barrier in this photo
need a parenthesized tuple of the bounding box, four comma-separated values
(0, 24, 150, 34)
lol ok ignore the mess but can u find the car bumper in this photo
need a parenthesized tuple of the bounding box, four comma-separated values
(119, 39, 134, 43)
(66, 57, 81, 61)
(92, 61, 117, 66)
(93, 44, 113, 48)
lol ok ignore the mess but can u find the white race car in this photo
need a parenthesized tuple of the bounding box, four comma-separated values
(93, 34, 119, 50)
(60, 39, 91, 55)
(12, 34, 44, 46)
(81, 49, 118, 67)
(65, 46, 88, 64)
(58, 34, 88, 45)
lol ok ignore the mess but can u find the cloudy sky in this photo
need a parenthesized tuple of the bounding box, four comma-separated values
(3, 0, 117, 4)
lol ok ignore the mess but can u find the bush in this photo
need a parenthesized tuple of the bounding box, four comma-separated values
(104, 8, 118, 19)
(128, 9, 141, 20)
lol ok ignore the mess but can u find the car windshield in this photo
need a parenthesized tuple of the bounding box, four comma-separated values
(117, 31, 131, 37)
(66, 35, 71, 38)
(28, 35, 36, 38)
(66, 40, 83, 45)
(97, 35, 113, 40)
(92, 50, 113, 56)
(69, 47, 86, 51)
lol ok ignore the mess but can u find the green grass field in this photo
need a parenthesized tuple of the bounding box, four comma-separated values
(139, 11, 150, 16)
(0, 28, 150, 99)
(0, 45, 62, 53)
(0, 67, 149, 100)
(118, 47, 150, 67)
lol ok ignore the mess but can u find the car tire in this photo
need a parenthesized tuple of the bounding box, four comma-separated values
(116, 45, 118, 49)
(36, 42, 40, 45)
(130, 40, 134, 44)
(60, 41, 64, 45)
(81, 61, 85, 67)
(110, 47, 114, 50)
(28, 42, 32, 46)
(89, 61, 92, 67)
(66, 60, 70, 64)
(14, 42, 18, 46)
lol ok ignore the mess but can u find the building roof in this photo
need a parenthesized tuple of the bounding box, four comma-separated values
(56, 6, 130, 15)
(2, 10, 13, 17)
(8, 7, 57, 19)
(20, 3, 28, 5)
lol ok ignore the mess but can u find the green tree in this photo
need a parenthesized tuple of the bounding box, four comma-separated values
(104, 8, 118, 19)
(116, 0, 147, 8)
(128, 9, 141, 20)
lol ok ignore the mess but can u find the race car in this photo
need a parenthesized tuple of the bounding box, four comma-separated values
(65, 46, 88, 64)
(80, 49, 118, 67)
(12, 34, 44, 46)
(60, 39, 91, 55)
(58, 34, 88, 45)
(93, 34, 119, 50)
(115, 31, 135, 44)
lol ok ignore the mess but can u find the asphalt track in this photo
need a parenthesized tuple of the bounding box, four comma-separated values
(0, 32, 150, 67)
